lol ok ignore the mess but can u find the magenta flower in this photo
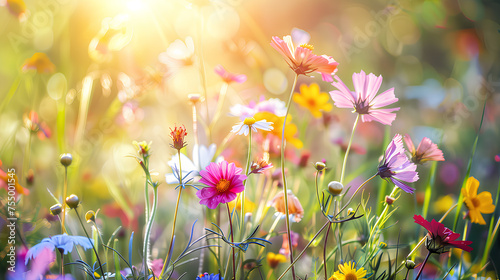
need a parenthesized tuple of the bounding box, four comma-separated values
(404, 134, 445, 164)
(377, 134, 419, 194)
(270, 35, 338, 82)
(214, 65, 247, 84)
(414, 215, 472, 253)
(330, 70, 400, 125)
(196, 161, 247, 209)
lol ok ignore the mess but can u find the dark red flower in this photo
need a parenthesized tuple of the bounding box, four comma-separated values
(413, 215, 472, 254)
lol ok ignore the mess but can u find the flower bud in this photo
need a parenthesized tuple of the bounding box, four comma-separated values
(65, 194, 80, 209)
(385, 195, 396, 205)
(86, 210, 96, 223)
(379, 242, 387, 249)
(347, 208, 355, 216)
(315, 162, 326, 171)
(50, 204, 62, 216)
(60, 153, 73, 167)
(405, 260, 416, 269)
(188, 93, 201, 104)
(328, 181, 343, 196)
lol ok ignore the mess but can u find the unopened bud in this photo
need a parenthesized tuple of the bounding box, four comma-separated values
(405, 260, 416, 269)
(65, 194, 80, 209)
(385, 195, 396, 205)
(60, 153, 73, 167)
(86, 210, 96, 223)
(347, 208, 355, 216)
(315, 162, 326, 171)
(50, 204, 62, 216)
(328, 181, 343, 196)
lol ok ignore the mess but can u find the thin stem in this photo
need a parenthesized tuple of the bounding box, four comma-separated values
(61, 166, 68, 234)
(481, 170, 500, 268)
(369, 186, 398, 240)
(415, 251, 432, 280)
(227, 203, 236, 280)
(142, 156, 151, 275)
(241, 129, 252, 234)
(280, 73, 298, 279)
(277, 220, 329, 280)
(60, 250, 65, 280)
(458, 220, 469, 279)
(160, 151, 184, 277)
(75, 208, 106, 279)
(257, 214, 281, 258)
(196, 8, 210, 142)
(323, 223, 332, 280)
(340, 114, 359, 185)
(337, 174, 378, 215)
(209, 82, 229, 132)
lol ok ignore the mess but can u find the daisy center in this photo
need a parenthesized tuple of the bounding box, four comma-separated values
(216, 179, 231, 193)
(299, 44, 314, 51)
(345, 272, 358, 280)
(244, 117, 256, 126)
(471, 197, 481, 208)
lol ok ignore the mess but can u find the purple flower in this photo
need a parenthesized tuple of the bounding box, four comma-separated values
(196, 272, 224, 280)
(377, 134, 419, 193)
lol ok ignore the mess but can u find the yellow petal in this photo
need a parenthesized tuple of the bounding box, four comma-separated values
(466, 177, 480, 198)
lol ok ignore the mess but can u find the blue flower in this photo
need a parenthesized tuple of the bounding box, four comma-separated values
(196, 272, 223, 280)
(25, 234, 93, 264)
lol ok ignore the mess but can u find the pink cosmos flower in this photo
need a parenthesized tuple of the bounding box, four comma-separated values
(330, 70, 400, 125)
(404, 134, 445, 164)
(196, 161, 247, 209)
(377, 134, 419, 194)
(270, 35, 338, 82)
(413, 215, 472, 253)
(230, 96, 286, 121)
(214, 65, 247, 84)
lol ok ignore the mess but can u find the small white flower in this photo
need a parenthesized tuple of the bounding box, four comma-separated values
(231, 117, 273, 136)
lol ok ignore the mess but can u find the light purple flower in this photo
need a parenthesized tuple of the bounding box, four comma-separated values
(330, 70, 400, 125)
(377, 134, 419, 193)
(214, 65, 247, 84)
(25, 234, 93, 265)
(196, 161, 247, 209)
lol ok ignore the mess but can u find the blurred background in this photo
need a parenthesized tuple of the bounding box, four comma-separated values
(1, 0, 500, 277)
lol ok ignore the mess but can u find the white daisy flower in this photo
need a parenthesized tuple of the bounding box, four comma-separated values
(231, 117, 273, 136)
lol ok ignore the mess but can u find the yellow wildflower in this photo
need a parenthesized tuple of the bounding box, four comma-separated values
(330, 261, 367, 280)
(293, 83, 332, 118)
(462, 176, 495, 225)
(254, 111, 303, 149)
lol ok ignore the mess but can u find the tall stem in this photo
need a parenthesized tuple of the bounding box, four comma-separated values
(144, 186, 159, 278)
(369, 186, 398, 240)
(240, 129, 252, 234)
(280, 74, 298, 279)
(75, 208, 106, 278)
(337, 174, 377, 215)
(209, 82, 229, 132)
(323, 223, 332, 280)
(227, 203, 236, 280)
(340, 114, 359, 185)
(160, 152, 184, 277)
(458, 220, 469, 279)
(60, 250, 65, 280)
(415, 251, 432, 280)
(142, 156, 151, 275)
(61, 166, 68, 234)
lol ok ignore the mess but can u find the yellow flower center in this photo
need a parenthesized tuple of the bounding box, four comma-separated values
(471, 197, 481, 208)
(299, 44, 314, 50)
(345, 272, 358, 280)
(243, 117, 256, 126)
(216, 179, 231, 193)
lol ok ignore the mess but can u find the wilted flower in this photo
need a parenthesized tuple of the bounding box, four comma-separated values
(170, 125, 187, 151)
(413, 215, 473, 254)
(330, 70, 399, 125)
(293, 83, 333, 118)
(377, 134, 419, 194)
(267, 252, 287, 269)
(330, 261, 367, 280)
(404, 134, 444, 164)
(25, 234, 93, 264)
(231, 117, 273, 136)
(214, 65, 247, 84)
(271, 33, 338, 82)
(250, 155, 273, 174)
(462, 176, 495, 225)
(22, 53, 55, 73)
(270, 190, 304, 222)
(196, 161, 247, 209)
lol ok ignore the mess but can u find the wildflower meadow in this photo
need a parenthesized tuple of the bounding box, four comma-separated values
(2, 0, 500, 279)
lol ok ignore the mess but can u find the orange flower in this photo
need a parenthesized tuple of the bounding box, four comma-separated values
(269, 190, 304, 222)
(267, 252, 286, 269)
(170, 125, 187, 151)
(0, 160, 29, 196)
(293, 83, 332, 118)
(22, 53, 55, 73)
(254, 111, 303, 149)
(462, 176, 495, 225)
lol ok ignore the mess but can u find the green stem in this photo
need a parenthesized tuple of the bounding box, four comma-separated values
(458, 221, 469, 279)
(60, 250, 65, 280)
(209, 82, 229, 132)
(415, 251, 432, 280)
(336, 174, 378, 215)
(340, 114, 359, 185)
(323, 222, 332, 280)
(481, 170, 500, 268)
(160, 152, 183, 277)
(280, 74, 299, 279)
(227, 203, 236, 280)
(376, 126, 391, 216)
(144, 186, 159, 278)
(196, 8, 210, 143)
(61, 166, 68, 234)
(75, 208, 106, 279)
(369, 186, 398, 241)
(240, 129, 252, 233)
(422, 161, 438, 219)
(142, 156, 150, 275)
